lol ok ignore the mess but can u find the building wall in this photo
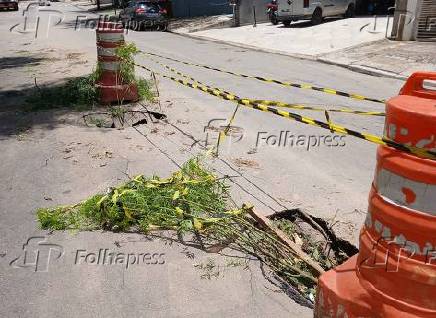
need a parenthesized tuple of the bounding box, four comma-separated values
(416, 0, 436, 40)
(391, 0, 423, 40)
(171, 0, 233, 18)
(236, 0, 270, 26)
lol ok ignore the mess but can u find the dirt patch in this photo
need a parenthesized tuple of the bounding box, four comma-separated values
(66, 52, 85, 60)
(232, 157, 260, 169)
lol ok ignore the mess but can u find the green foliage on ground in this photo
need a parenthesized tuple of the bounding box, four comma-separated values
(116, 42, 139, 85)
(25, 72, 154, 111)
(116, 42, 155, 102)
(37, 157, 345, 304)
(25, 73, 100, 111)
(37, 158, 230, 233)
(25, 43, 154, 111)
(137, 77, 155, 102)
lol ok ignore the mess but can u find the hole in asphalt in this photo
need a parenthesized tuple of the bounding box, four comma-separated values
(268, 209, 359, 261)
(83, 110, 166, 129)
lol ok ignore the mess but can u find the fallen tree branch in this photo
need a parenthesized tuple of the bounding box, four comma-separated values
(244, 204, 325, 277)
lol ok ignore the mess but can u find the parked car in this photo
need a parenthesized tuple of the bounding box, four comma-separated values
(119, 1, 168, 31)
(276, 0, 356, 26)
(0, 0, 18, 11)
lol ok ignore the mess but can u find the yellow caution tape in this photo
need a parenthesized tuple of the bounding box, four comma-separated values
(135, 62, 436, 160)
(147, 56, 385, 117)
(140, 50, 386, 104)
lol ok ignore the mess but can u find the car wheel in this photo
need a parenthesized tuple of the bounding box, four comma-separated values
(344, 4, 355, 18)
(282, 20, 291, 27)
(311, 8, 322, 25)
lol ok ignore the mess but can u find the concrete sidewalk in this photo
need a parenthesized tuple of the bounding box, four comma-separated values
(185, 17, 392, 56)
(319, 39, 436, 79)
(174, 17, 436, 79)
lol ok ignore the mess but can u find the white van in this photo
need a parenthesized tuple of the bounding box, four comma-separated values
(276, 0, 356, 26)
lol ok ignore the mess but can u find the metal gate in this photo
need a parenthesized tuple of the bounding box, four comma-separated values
(171, 0, 232, 18)
(236, 0, 270, 26)
(417, 0, 436, 40)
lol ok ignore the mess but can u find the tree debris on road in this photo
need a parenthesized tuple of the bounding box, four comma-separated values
(37, 157, 355, 304)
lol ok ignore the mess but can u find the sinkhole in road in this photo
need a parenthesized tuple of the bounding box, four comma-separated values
(83, 109, 166, 129)
(269, 209, 359, 261)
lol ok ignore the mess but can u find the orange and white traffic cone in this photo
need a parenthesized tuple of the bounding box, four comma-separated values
(96, 21, 138, 104)
(315, 72, 436, 318)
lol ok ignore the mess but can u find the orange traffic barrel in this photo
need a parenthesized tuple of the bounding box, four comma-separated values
(315, 72, 436, 317)
(95, 22, 138, 104)
(384, 72, 436, 150)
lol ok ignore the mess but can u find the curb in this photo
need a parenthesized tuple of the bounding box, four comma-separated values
(170, 31, 408, 81)
(316, 58, 408, 81)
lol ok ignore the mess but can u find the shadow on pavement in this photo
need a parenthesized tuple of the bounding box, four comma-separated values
(0, 56, 46, 71)
(0, 77, 94, 138)
(277, 17, 343, 29)
(276, 17, 379, 29)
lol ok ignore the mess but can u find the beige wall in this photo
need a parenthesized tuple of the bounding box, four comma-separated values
(391, 0, 421, 40)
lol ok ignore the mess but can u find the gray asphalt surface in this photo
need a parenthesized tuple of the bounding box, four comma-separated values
(0, 2, 405, 317)
(128, 23, 403, 236)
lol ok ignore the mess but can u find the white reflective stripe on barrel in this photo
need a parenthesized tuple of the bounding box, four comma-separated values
(96, 32, 124, 43)
(100, 61, 120, 71)
(364, 209, 434, 255)
(376, 168, 436, 215)
(97, 46, 117, 57)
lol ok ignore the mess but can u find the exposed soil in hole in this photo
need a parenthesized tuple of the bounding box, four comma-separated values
(268, 209, 359, 268)
(83, 109, 166, 129)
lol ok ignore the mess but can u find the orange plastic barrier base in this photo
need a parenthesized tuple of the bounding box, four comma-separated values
(97, 83, 138, 104)
(315, 255, 435, 318)
(315, 72, 436, 317)
(315, 255, 371, 317)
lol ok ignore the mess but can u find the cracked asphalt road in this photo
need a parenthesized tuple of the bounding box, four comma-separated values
(0, 2, 406, 317)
